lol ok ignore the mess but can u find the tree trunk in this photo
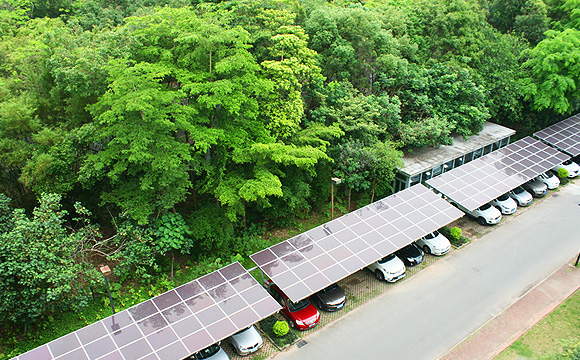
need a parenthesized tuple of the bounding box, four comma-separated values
(170, 251, 174, 278)
(348, 188, 352, 212)
(371, 178, 376, 204)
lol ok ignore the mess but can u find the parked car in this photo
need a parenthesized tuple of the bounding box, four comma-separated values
(466, 203, 502, 225)
(522, 178, 548, 197)
(267, 281, 320, 331)
(310, 283, 347, 312)
(537, 171, 560, 189)
(228, 325, 262, 356)
(552, 160, 580, 178)
(185, 344, 230, 360)
(508, 186, 533, 207)
(395, 243, 424, 267)
(366, 253, 406, 282)
(489, 194, 517, 215)
(415, 230, 451, 256)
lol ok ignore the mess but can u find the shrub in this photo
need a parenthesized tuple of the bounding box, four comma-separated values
(450, 227, 462, 240)
(557, 168, 569, 179)
(273, 320, 290, 337)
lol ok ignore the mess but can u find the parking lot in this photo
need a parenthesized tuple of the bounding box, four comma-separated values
(222, 179, 575, 360)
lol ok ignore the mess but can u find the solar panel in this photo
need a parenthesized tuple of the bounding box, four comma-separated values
(15, 262, 281, 360)
(534, 114, 580, 156)
(426, 136, 570, 211)
(250, 184, 463, 302)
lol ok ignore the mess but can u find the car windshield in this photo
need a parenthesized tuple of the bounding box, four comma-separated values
(195, 344, 220, 359)
(563, 160, 572, 165)
(318, 284, 338, 294)
(287, 298, 310, 312)
(513, 186, 525, 194)
(479, 203, 491, 211)
(544, 171, 555, 178)
(497, 194, 509, 201)
(378, 253, 396, 264)
(425, 230, 439, 239)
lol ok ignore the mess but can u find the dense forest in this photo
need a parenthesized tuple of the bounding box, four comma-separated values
(1, 0, 579, 355)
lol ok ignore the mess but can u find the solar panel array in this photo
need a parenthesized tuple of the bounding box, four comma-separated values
(15, 262, 280, 360)
(426, 137, 570, 212)
(534, 114, 580, 157)
(250, 184, 463, 303)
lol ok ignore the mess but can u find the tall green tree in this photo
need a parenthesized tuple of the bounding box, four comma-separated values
(521, 29, 580, 114)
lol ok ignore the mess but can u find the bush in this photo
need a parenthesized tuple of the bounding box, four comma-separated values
(449, 227, 462, 240)
(557, 168, 569, 179)
(273, 320, 290, 337)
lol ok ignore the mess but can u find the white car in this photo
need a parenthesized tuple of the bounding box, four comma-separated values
(489, 194, 517, 215)
(366, 253, 406, 282)
(552, 160, 580, 178)
(466, 203, 502, 225)
(185, 344, 230, 360)
(536, 171, 560, 189)
(415, 230, 451, 256)
(228, 325, 263, 356)
(508, 186, 533, 206)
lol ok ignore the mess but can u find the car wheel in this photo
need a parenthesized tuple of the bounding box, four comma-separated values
(423, 245, 431, 254)
(478, 217, 487, 225)
(375, 270, 385, 281)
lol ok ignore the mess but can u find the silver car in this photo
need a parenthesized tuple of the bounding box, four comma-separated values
(508, 186, 533, 206)
(228, 325, 263, 356)
(522, 178, 547, 197)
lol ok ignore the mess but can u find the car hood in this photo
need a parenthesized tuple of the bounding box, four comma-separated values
(511, 190, 532, 200)
(230, 326, 262, 348)
(378, 256, 405, 273)
(526, 181, 547, 191)
(428, 235, 451, 249)
(293, 302, 319, 322)
(479, 206, 501, 217)
(316, 286, 346, 305)
(497, 197, 517, 208)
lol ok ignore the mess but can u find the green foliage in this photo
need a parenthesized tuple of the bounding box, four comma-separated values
(273, 320, 290, 337)
(450, 226, 462, 240)
(557, 167, 570, 179)
(186, 204, 235, 254)
(487, 0, 549, 45)
(521, 29, 580, 115)
(154, 213, 193, 255)
(0, 193, 98, 329)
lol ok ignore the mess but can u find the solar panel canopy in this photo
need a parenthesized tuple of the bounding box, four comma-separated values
(534, 114, 580, 157)
(14, 262, 280, 360)
(426, 136, 570, 212)
(250, 184, 463, 303)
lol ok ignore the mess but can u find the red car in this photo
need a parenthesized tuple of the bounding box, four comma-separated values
(267, 281, 320, 331)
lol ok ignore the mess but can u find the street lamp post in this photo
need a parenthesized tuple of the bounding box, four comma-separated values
(331, 177, 342, 220)
(99, 265, 116, 314)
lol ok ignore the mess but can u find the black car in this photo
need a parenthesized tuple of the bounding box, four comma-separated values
(310, 283, 347, 312)
(395, 243, 424, 267)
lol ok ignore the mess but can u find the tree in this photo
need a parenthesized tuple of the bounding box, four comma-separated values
(154, 212, 192, 278)
(0, 193, 98, 330)
(486, 0, 549, 45)
(521, 29, 580, 114)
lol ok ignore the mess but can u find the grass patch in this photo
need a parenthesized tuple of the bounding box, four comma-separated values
(496, 288, 580, 360)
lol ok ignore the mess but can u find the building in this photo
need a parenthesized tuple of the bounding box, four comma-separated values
(393, 122, 516, 192)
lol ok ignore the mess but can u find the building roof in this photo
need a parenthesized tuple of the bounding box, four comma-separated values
(400, 122, 516, 177)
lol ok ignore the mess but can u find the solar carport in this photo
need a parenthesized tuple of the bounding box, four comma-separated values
(426, 136, 570, 212)
(250, 184, 464, 302)
(534, 114, 580, 157)
(13, 262, 281, 360)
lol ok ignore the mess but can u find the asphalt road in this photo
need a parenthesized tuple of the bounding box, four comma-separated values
(272, 182, 580, 360)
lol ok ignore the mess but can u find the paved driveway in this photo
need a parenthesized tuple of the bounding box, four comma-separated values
(271, 182, 580, 360)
